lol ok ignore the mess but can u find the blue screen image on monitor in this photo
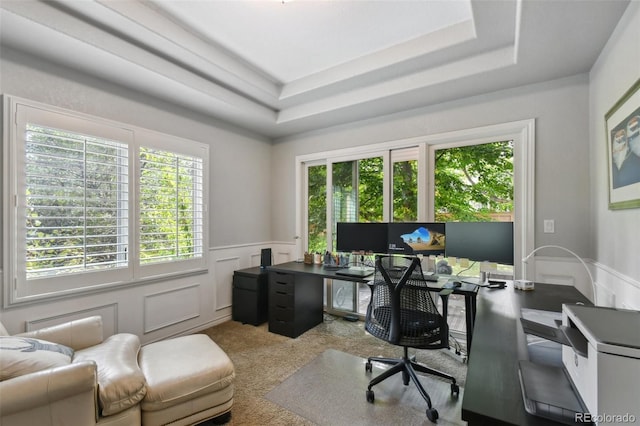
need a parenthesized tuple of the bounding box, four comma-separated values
(387, 222, 446, 256)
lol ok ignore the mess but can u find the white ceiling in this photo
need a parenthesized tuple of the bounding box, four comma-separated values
(154, 0, 474, 83)
(0, 0, 630, 139)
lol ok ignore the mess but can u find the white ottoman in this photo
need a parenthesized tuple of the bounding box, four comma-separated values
(139, 334, 235, 426)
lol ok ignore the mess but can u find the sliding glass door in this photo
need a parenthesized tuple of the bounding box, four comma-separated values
(433, 140, 514, 278)
(303, 148, 422, 318)
(329, 156, 384, 314)
(301, 135, 519, 324)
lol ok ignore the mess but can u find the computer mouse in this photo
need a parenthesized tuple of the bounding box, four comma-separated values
(451, 280, 462, 288)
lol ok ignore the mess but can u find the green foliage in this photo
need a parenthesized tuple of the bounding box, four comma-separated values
(393, 160, 418, 221)
(139, 148, 201, 263)
(24, 124, 202, 278)
(305, 141, 514, 254)
(25, 125, 128, 276)
(356, 157, 384, 222)
(434, 141, 513, 222)
(307, 165, 327, 253)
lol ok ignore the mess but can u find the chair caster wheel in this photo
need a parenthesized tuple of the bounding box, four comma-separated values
(451, 383, 460, 396)
(426, 407, 439, 422)
(365, 362, 372, 373)
(366, 390, 375, 403)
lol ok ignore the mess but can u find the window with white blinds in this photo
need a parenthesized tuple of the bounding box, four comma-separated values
(139, 147, 203, 265)
(5, 97, 209, 304)
(24, 124, 129, 279)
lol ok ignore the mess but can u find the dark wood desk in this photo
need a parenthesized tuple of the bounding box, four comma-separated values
(267, 261, 478, 349)
(462, 283, 592, 425)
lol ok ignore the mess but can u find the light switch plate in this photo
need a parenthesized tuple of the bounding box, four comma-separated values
(543, 219, 555, 233)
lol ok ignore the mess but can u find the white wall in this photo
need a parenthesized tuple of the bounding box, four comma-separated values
(0, 47, 296, 338)
(589, 2, 640, 309)
(0, 47, 273, 249)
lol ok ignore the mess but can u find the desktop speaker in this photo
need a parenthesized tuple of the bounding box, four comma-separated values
(260, 248, 272, 268)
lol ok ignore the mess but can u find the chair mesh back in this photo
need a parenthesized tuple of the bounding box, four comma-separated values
(365, 256, 446, 349)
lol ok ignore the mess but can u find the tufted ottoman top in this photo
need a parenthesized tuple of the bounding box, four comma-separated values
(139, 334, 235, 412)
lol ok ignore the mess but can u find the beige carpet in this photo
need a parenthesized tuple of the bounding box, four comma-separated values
(200, 314, 466, 425)
(265, 349, 464, 425)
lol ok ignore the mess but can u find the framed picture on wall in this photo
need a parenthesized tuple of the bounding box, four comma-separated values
(605, 77, 640, 210)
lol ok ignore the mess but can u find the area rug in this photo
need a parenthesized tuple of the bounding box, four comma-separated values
(265, 349, 465, 426)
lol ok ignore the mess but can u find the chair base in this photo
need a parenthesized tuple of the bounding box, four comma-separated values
(365, 346, 459, 421)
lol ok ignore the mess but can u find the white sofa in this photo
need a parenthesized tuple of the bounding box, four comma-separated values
(0, 316, 235, 426)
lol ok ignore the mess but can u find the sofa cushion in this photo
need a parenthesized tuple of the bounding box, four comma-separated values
(74, 333, 146, 416)
(0, 336, 73, 381)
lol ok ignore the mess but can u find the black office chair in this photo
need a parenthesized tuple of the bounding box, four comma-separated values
(364, 255, 459, 422)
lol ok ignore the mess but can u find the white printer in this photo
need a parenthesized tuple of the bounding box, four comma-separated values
(562, 305, 640, 424)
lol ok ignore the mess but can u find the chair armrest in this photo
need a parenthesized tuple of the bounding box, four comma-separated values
(16, 316, 104, 350)
(0, 361, 98, 418)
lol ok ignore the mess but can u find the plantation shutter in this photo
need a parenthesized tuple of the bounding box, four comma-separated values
(138, 147, 204, 265)
(24, 123, 129, 279)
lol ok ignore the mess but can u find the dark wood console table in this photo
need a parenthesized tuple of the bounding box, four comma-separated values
(462, 283, 592, 425)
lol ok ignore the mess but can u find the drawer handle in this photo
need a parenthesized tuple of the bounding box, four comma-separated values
(276, 304, 287, 309)
(276, 291, 287, 295)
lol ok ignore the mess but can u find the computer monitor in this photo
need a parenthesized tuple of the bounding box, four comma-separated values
(445, 221, 514, 265)
(336, 222, 388, 254)
(386, 222, 446, 256)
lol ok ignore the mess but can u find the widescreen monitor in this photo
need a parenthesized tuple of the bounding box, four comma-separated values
(386, 222, 446, 256)
(336, 222, 388, 254)
(445, 221, 514, 265)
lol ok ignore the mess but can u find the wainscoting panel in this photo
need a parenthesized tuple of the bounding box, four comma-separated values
(593, 261, 640, 309)
(214, 256, 240, 312)
(210, 242, 297, 313)
(531, 256, 640, 308)
(250, 253, 261, 267)
(538, 273, 574, 286)
(0, 241, 298, 341)
(25, 303, 118, 336)
(143, 284, 201, 334)
(275, 249, 294, 265)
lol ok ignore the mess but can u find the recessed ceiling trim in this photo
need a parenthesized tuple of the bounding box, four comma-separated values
(0, 0, 630, 139)
(279, 19, 478, 101)
(0, 9, 277, 127)
(277, 45, 516, 124)
(67, 0, 282, 106)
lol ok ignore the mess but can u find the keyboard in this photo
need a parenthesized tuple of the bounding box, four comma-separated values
(335, 267, 375, 278)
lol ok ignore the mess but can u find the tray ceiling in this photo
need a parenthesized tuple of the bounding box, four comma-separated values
(0, 0, 630, 139)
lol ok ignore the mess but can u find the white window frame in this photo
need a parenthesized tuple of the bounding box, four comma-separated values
(135, 129, 208, 280)
(3, 96, 209, 306)
(326, 150, 389, 250)
(296, 119, 535, 280)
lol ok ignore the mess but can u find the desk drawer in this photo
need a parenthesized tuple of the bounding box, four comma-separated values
(270, 306, 294, 323)
(269, 279, 295, 294)
(269, 271, 295, 285)
(270, 292, 294, 308)
(269, 319, 295, 338)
